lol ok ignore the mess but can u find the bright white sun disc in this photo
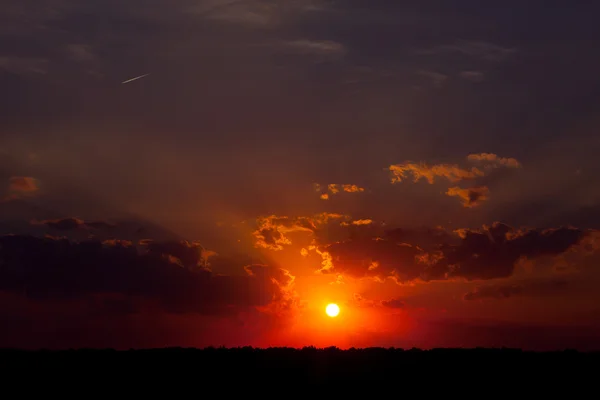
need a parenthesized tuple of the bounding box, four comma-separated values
(325, 303, 340, 317)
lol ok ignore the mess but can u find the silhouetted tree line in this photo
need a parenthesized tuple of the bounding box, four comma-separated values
(0, 346, 595, 385)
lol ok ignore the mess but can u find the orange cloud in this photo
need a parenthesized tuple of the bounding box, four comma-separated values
(389, 153, 520, 184)
(5, 176, 40, 200)
(328, 184, 340, 194)
(446, 186, 490, 208)
(389, 154, 521, 209)
(314, 183, 366, 199)
(467, 153, 521, 168)
(341, 184, 365, 193)
(341, 219, 374, 226)
(102, 239, 134, 248)
(253, 213, 348, 251)
(389, 163, 484, 184)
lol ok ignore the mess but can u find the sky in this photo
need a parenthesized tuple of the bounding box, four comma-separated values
(1, 0, 600, 350)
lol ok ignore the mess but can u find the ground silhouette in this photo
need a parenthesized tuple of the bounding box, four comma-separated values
(1, 346, 597, 388)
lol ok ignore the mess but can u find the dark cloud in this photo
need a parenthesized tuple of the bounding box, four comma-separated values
(463, 278, 568, 301)
(316, 222, 590, 282)
(380, 298, 405, 309)
(418, 40, 516, 62)
(0, 235, 295, 315)
(30, 217, 115, 231)
(446, 186, 490, 208)
(383, 226, 453, 250)
(349, 293, 405, 309)
(143, 239, 212, 270)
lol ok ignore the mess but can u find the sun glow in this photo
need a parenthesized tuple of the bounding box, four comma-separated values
(325, 303, 340, 318)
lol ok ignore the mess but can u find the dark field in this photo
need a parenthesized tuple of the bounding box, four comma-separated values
(1, 347, 597, 389)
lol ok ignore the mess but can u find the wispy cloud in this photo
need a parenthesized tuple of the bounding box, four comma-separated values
(417, 70, 448, 87)
(191, 0, 325, 26)
(66, 44, 95, 63)
(389, 153, 521, 184)
(0, 56, 47, 75)
(282, 39, 346, 57)
(419, 40, 516, 62)
(460, 70, 485, 82)
(467, 153, 521, 169)
(389, 163, 484, 184)
(315, 183, 365, 199)
(389, 153, 521, 208)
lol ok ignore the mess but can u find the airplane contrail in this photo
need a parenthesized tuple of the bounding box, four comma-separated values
(122, 73, 150, 84)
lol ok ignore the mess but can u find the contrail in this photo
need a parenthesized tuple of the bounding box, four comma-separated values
(122, 73, 150, 84)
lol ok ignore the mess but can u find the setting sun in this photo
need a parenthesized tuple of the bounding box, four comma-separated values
(325, 303, 340, 318)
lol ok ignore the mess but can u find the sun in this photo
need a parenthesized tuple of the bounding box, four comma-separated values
(325, 303, 340, 318)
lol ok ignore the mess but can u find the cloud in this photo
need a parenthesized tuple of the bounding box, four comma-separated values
(349, 293, 375, 307)
(0, 56, 47, 75)
(384, 226, 453, 249)
(380, 298, 405, 309)
(8, 176, 39, 193)
(419, 40, 516, 62)
(389, 163, 484, 184)
(417, 70, 448, 86)
(340, 219, 373, 227)
(467, 153, 521, 169)
(390, 153, 520, 185)
(30, 217, 115, 231)
(312, 222, 590, 283)
(102, 239, 134, 248)
(463, 279, 569, 301)
(446, 186, 490, 208)
(349, 293, 405, 309)
(460, 71, 485, 82)
(65, 44, 95, 63)
(389, 154, 521, 208)
(4, 177, 40, 200)
(142, 239, 214, 270)
(253, 213, 348, 250)
(316, 183, 366, 199)
(194, 0, 324, 27)
(340, 184, 364, 193)
(282, 39, 346, 56)
(0, 235, 296, 316)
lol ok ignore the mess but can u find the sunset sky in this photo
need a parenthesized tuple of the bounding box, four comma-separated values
(2, 1, 600, 350)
